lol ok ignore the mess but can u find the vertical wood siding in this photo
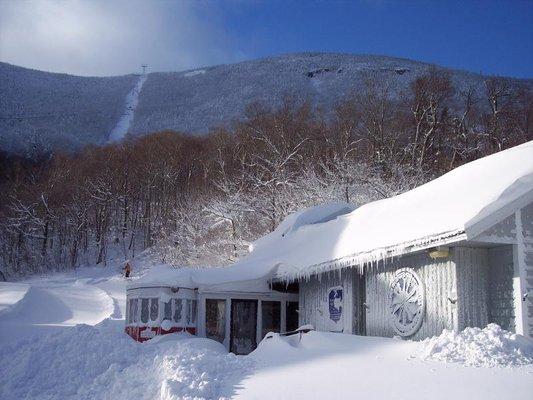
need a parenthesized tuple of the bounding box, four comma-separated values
(299, 268, 357, 334)
(487, 246, 515, 331)
(477, 214, 517, 242)
(298, 207, 533, 340)
(364, 252, 457, 340)
(454, 247, 489, 330)
(519, 203, 533, 336)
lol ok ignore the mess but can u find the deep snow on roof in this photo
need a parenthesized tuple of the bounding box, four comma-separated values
(132, 141, 533, 288)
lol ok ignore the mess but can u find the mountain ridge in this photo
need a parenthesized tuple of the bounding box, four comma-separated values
(1, 53, 531, 156)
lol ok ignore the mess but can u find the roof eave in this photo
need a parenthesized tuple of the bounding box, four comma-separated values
(274, 229, 467, 282)
(465, 187, 533, 240)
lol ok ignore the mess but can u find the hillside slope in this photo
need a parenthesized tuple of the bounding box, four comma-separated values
(0, 63, 137, 156)
(1, 53, 531, 155)
(131, 53, 489, 135)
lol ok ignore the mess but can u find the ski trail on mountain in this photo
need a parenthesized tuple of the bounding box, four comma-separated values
(108, 73, 147, 142)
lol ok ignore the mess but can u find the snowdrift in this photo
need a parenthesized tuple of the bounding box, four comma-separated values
(1, 319, 532, 400)
(420, 324, 533, 367)
(0, 320, 252, 400)
(0, 282, 29, 314)
(242, 328, 533, 400)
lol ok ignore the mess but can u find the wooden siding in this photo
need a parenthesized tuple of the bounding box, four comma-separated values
(299, 268, 358, 334)
(487, 246, 515, 331)
(519, 203, 533, 336)
(364, 252, 457, 340)
(298, 198, 533, 340)
(454, 247, 489, 330)
(475, 214, 516, 243)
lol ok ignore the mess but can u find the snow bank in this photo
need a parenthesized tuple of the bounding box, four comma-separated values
(241, 330, 533, 400)
(0, 319, 252, 400)
(420, 324, 533, 367)
(0, 282, 29, 313)
(0, 278, 116, 344)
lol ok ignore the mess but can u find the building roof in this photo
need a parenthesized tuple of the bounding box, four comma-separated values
(130, 141, 533, 289)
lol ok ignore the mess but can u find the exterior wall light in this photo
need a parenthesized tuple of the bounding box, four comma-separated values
(428, 246, 450, 259)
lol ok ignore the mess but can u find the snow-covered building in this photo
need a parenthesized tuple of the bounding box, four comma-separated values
(125, 265, 299, 354)
(126, 141, 533, 353)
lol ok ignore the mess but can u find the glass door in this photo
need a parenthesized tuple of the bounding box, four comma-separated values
(206, 299, 226, 343)
(230, 299, 258, 355)
(261, 301, 281, 339)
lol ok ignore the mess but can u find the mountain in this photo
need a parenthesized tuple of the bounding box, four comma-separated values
(1, 53, 531, 156)
(0, 62, 137, 156)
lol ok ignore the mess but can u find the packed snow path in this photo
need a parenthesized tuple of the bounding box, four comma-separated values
(0, 267, 125, 344)
(108, 73, 147, 142)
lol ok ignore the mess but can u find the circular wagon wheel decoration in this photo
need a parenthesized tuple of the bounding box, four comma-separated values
(389, 268, 425, 337)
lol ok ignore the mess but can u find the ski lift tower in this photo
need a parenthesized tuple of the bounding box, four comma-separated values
(141, 64, 148, 75)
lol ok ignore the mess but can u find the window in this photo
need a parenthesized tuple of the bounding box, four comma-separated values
(141, 298, 149, 323)
(261, 301, 281, 338)
(150, 298, 159, 321)
(286, 301, 299, 332)
(163, 300, 172, 320)
(206, 299, 226, 343)
(191, 300, 197, 324)
(173, 299, 182, 323)
(128, 299, 134, 324)
(132, 299, 139, 323)
(186, 299, 197, 325)
(126, 299, 131, 323)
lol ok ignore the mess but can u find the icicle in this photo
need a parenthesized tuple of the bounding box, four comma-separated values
(275, 229, 464, 282)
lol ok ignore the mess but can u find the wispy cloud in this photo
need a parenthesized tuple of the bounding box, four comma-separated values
(0, 0, 244, 76)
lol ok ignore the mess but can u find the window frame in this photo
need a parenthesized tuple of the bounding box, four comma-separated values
(205, 299, 226, 343)
(186, 299, 197, 325)
(149, 297, 159, 322)
(140, 298, 150, 323)
(173, 298, 183, 324)
(163, 299, 172, 321)
(132, 298, 139, 323)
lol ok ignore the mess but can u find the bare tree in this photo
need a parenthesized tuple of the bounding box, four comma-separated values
(409, 69, 454, 170)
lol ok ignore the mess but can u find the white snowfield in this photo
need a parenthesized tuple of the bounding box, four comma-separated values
(1, 268, 533, 400)
(0, 270, 120, 344)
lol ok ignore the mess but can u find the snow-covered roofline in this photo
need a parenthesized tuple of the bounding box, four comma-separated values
(132, 141, 533, 287)
(246, 141, 533, 281)
(127, 263, 278, 293)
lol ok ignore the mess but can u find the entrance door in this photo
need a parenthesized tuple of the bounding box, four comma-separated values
(230, 299, 258, 355)
(261, 301, 281, 339)
(354, 272, 366, 335)
(286, 301, 299, 332)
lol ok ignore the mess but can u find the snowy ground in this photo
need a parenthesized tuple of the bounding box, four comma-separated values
(0, 266, 123, 345)
(1, 267, 532, 400)
(242, 331, 533, 400)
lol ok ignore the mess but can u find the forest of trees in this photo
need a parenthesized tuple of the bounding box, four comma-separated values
(0, 71, 531, 277)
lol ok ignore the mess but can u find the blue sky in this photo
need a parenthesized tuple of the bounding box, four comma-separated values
(0, 0, 531, 78)
(222, 1, 533, 78)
